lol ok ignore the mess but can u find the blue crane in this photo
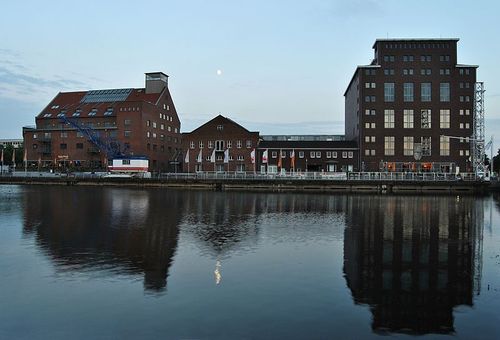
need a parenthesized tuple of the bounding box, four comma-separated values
(59, 116, 129, 159)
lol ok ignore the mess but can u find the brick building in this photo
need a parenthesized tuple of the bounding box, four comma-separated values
(344, 39, 477, 172)
(182, 115, 259, 173)
(23, 72, 182, 172)
(257, 140, 359, 173)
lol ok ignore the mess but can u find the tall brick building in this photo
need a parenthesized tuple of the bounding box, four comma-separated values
(345, 39, 477, 172)
(23, 72, 182, 172)
(182, 115, 259, 173)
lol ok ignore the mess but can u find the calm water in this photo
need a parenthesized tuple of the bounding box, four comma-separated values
(1, 185, 500, 339)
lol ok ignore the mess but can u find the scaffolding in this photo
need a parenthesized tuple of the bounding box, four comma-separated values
(471, 82, 485, 175)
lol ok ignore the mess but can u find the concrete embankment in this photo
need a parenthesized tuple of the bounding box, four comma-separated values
(0, 176, 490, 194)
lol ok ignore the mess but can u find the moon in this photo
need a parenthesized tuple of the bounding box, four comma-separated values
(216, 69, 222, 76)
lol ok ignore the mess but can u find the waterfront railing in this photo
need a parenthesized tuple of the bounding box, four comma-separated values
(0, 171, 481, 182)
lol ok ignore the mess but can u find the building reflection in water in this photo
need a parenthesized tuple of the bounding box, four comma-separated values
(22, 187, 182, 294)
(179, 191, 349, 257)
(343, 195, 483, 335)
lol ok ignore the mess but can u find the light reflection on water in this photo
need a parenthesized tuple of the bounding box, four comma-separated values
(0, 185, 499, 339)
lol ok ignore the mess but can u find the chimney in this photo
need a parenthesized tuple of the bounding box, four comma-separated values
(145, 72, 168, 94)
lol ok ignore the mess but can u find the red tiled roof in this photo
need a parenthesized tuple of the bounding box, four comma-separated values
(38, 88, 162, 118)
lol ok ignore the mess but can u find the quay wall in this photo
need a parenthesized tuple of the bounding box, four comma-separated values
(0, 176, 489, 195)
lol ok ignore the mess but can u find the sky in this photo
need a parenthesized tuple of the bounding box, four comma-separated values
(1, 0, 500, 150)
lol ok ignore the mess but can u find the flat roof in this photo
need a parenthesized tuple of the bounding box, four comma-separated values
(373, 38, 459, 48)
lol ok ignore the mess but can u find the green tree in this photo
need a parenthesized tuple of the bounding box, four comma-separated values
(492, 149, 500, 174)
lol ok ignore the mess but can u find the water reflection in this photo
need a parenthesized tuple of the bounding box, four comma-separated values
(343, 196, 483, 335)
(22, 187, 182, 294)
(179, 192, 349, 257)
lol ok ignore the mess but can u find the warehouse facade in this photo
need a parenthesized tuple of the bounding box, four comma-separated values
(344, 39, 478, 172)
(23, 72, 182, 172)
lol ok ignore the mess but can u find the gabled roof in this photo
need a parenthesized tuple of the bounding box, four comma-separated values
(38, 88, 163, 118)
(184, 115, 259, 135)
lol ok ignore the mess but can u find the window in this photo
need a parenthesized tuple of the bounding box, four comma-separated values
(152, 122, 157, 128)
(76, 143, 83, 149)
(422, 137, 431, 156)
(365, 149, 370, 156)
(60, 132, 68, 138)
(237, 155, 244, 161)
(384, 83, 395, 102)
(199, 141, 204, 148)
(147, 131, 151, 138)
(147, 120, 150, 127)
(326, 151, 332, 158)
(440, 136, 450, 156)
(332, 152, 337, 158)
(122, 159, 131, 165)
(371, 123, 376, 129)
(365, 136, 370, 143)
(365, 109, 376, 115)
(371, 150, 376, 156)
(160, 124, 164, 130)
(190, 141, 195, 149)
(208, 141, 213, 148)
(217, 125, 223, 131)
(124, 119, 131, 126)
(215, 140, 225, 151)
(236, 140, 242, 148)
(299, 151, 304, 158)
(227, 141, 232, 148)
(403, 109, 414, 128)
(272, 151, 278, 158)
(403, 137, 414, 156)
(384, 109, 395, 128)
(403, 83, 414, 102)
(421, 109, 431, 128)
(60, 143, 67, 150)
(72, 109, 81, 117)
(281, 151, 287, 158)
(383, 69, 395, 75)
(124, 131, 131, 137)
(88, 109, 97, 116)
(348, 152, 353, 158)
(365, 96, 376, 102)
(384, 136, 395, 156)
(310, 151, 315, 158)
(104, 108, 113, 116)
(421, 83, 431, 102)
(342, 152, 347, 158)
(440, 109, 450, 128)
(440, 83, 450, 102)
(246, 140, 252, 148)
(316, 151, 321, 158)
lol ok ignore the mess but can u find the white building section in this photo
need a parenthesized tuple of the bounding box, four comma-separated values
(108, 157, 150, 175)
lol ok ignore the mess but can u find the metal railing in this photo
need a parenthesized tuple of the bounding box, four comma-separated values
(0, 170, 481, 182)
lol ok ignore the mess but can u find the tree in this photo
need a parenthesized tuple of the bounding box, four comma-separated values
(492, 149, 500, 174)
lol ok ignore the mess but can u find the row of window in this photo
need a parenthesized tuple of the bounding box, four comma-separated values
(383, 55, 451, 62)
(365, 67, 471, 76)
(269, 151, 353, 159)
(44, 107, 114, 118)
(146, 119, 177, 132)
(380, 109, 468, 129)
(369, 82, 451, 102)
(364, 136, 452, 157)
(189, 140, 253, 149)
(383, 43, 450, 49)
(364, 108, 471, 116)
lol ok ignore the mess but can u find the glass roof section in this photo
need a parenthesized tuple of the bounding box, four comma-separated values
(80, 88, 133, 103)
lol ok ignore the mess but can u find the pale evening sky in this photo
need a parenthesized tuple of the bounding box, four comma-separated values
(1, 0, 499, 150)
